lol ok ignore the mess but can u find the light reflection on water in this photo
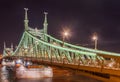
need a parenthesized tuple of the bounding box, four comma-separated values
(0, 66, 102, 82)
(0, 66, 9, 82)
(16, 78, 52, 82)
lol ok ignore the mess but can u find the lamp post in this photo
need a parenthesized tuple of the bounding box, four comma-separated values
(92, 32, 98, 49)
(62, 31, 69, 47)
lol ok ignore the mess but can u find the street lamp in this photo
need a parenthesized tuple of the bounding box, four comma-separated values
(62, 31, 69, 47)
(92, 32, 98, 49)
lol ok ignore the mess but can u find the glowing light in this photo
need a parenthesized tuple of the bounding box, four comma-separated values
(92, 32, 98, 49)
(61, 28, 71, 47)
(26, 61, 32, 66)
(61, 27, 71, 39)
(16, 59, 23, 64)
(64, 31, 69, 37)
(92, 35, 98, 40)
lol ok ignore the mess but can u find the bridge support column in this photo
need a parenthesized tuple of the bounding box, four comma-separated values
(109, 75, 120, 82)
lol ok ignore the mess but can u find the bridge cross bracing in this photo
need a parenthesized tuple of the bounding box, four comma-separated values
(3, 8, 120, 82)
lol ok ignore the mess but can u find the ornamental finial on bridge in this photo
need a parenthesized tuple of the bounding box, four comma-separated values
(24, 8, 29, 30)
(11, 43, 13, 50)
(4, 41, 6, 49)
(43, 12, 48, 34)
(24, 8, 28, 20)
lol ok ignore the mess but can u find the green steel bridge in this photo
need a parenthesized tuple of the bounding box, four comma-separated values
(3, 8, 120, 82)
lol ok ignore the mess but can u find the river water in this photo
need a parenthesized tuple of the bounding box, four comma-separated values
(0, 66, 102, 82)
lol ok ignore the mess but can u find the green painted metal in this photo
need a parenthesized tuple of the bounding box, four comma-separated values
(12, 32, 25, 55)
(3, 8, 120, 66)
(44, 34, 120, 57)
(43, 12, 48, 34)
(25, 31, 96, 56)
(24, 8, 29, 30)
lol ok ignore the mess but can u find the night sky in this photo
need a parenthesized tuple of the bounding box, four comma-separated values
(0, 0, 120, 53)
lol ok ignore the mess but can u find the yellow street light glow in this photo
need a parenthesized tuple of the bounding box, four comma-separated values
(92, 35, 98, 40)
(62, 28, 71, 39)
(64, 31, 69, 37)
(92, 32, 98, 49)
(61, 28, 71, 47)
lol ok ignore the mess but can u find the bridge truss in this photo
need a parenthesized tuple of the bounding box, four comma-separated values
(3, 8, 120, 82)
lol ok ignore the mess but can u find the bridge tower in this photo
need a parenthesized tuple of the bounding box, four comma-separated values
(43, 12, 48, 34)
(43, 12, 48, 41)
(24, 8, 29, 30)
